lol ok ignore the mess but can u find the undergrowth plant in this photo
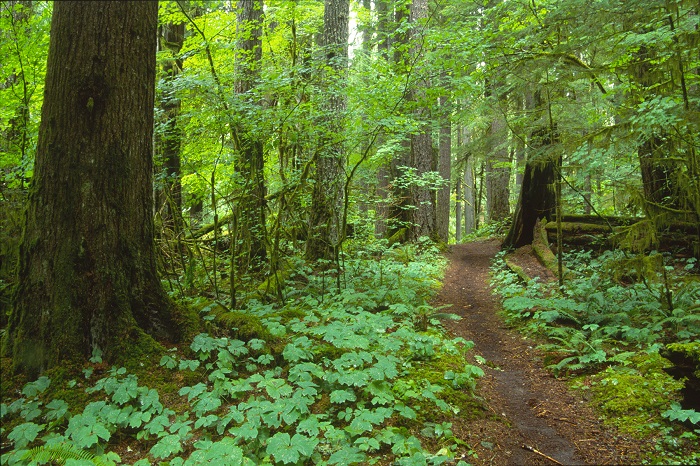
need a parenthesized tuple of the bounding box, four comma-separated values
(491, 247, 700, 463)
(1, 241, 482, 465)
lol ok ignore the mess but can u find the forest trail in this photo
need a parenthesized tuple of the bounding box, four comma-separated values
(435, 240, 639, 466)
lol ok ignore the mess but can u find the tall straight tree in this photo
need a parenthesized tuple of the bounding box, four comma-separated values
(436, 93, 451, 243)
(306, 0, 349, 261)
(407, 0, 435, 242)
(374, 0, 391, 238)
(234, 0, 267, 272)
(4, 1, 180, 377)
(484, 78, 510, 222)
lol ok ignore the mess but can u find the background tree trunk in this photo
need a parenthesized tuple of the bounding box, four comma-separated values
(436, 94, 451, 243)
(407, 0, 435, 242)
(306, 0, 349, 261)
(156, 20, 185, 236)
(455, 175, 462, 242)
(234, 0, 268, 272)
(4, 1, 179, 377)
(373, 0, 391, 238)
(464, 154, 476, 234)
(485, 80, 510, 222)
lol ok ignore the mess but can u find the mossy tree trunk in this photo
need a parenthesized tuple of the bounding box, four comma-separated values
(4, 1, 180, 377)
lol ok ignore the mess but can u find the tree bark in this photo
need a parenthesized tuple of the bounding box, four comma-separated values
(455, 175, 462, 242)
(407, 0, 435, 242)
(485, 80, 510, 222)
(503, 118, 559, 249)
(436, 94, 451, 243)
(373, 0, 391, 238)
(464, 154, 476, 234)
(306, 0, 349, 261)
(4, 1, 179, 377)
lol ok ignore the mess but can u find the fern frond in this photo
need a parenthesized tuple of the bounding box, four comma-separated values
(22, 442, 111, 466)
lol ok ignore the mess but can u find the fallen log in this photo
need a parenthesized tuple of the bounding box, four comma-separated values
(185, 213, 233, 239)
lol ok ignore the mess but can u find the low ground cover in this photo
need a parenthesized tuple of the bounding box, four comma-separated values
(491, 247, 700, 463)
(1, 240, 484, 465)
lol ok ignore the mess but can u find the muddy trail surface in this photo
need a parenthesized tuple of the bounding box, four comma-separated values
(435, 240, 642, 466)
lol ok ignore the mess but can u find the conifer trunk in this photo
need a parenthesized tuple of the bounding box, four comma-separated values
(436, 95, 452, 243)
(306, 0, 349, 261)
(5, 1, 178, 377)
(407, 0, 435, 242)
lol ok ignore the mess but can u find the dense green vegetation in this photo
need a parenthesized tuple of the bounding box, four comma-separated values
(491, 247, 700, 463)
(1, 0, 699, 464)
(1, 241, 485, 465)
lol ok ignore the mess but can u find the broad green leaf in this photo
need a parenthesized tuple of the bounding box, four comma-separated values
(150, 434, 183, 459)
(266, 432, 299, 464)
(8, 422, 43, 449)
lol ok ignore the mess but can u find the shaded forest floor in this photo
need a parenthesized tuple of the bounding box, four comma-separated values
(435, 239, 648, 465)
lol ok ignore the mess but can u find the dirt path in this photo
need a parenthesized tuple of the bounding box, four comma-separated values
(435, 240, 640, 466)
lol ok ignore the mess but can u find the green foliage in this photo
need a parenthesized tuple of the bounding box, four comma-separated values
(492, 246, 700, 462)
(23, 442, 117, 466)
(588, 353, 684, 437)
(663, 403, 700, 425)
(1, 241, 482, 464)
(494, 249, 700, 376)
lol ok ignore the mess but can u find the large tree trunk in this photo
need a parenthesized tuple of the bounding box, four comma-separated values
(503, 87, 559, 250)
(502, 145, 557, 248)
(306, 0, 349, 261)
(4, 1, 179, 377)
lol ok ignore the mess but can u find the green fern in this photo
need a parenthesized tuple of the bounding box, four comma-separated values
(22, 442, 113, 466)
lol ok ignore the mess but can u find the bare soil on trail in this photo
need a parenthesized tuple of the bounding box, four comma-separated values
(435, 239, 645, 466)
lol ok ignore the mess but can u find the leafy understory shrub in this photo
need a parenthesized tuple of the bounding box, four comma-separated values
(1, 242, 481, 465)
(491, 247, 700, 462)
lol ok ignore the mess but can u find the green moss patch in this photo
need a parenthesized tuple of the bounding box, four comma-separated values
(589, 353, 684, 437)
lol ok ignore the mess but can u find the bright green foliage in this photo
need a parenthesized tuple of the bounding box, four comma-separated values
(0, 242, 482, 464)
(589, 353, 684, 436)
(663, 403, 700, 425)
(8, 422, 43, 449)
(0, 1, 51, 187)
(494, 249, 700, 372)
(492, 247, 700, 461)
